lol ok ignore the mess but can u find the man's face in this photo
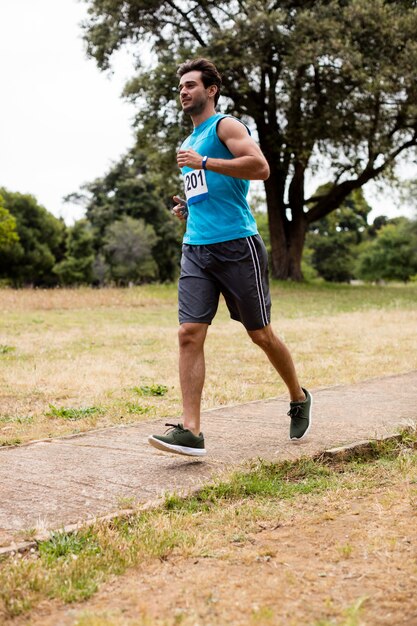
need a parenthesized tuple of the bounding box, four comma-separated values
(178, 70, 213, 115)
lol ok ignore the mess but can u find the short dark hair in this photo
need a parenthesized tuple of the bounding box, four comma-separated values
(177, 58, 222, 106)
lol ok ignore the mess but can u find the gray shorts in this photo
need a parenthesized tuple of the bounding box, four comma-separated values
(178, 234, 271, 331)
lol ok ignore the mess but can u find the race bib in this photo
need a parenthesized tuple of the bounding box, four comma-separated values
(184, 169, 208, 205)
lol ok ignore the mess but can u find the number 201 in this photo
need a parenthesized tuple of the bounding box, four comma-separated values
(185, 170, 204, 191)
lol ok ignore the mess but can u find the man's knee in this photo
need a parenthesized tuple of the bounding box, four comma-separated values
(178, 323, 208, 349)
(247, 324, 275, 351)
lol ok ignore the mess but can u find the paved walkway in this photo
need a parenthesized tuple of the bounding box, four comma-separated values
(1, 371, 416, 550)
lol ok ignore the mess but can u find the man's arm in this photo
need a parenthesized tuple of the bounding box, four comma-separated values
(176, 117, 270, 181)
(171, 195, 188, 221)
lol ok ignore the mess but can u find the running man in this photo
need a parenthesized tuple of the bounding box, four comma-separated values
(148, 58, 312, 456)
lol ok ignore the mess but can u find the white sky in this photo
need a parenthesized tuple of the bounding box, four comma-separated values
(0, 0, 136, 224)
(0, 0, 415, 225)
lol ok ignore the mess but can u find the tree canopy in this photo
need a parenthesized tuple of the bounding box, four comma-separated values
(53, 219, 95, 285)
(82, 0, 417, 279)
(0, 188, 65, 287)
(356, 217, 417, 282)
(0, 195, 20, 249)
(103, 215, 159, 284)
(72, 151, 183, 282)
(307, 187, 371, 282)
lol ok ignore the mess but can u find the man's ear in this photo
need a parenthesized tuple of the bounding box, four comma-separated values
(208, 85, 218, 99)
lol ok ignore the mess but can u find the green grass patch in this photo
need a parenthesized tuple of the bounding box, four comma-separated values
(125, 403, 152, 415)
(164, 434, 413, 514)
(164, 457, 335, 513)
(38, 530, 102, 563)
(0, 438, 22, 447)
(0, 344, 15, 355)
(0, 415, 33, 424)
(132, 384, 168, 397)
(46, 405, 104, 420)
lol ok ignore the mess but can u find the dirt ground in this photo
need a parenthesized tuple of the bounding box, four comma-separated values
(9, 476, 417, 626)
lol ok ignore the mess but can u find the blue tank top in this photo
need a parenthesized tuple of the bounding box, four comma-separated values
(180, 113, 258, 245)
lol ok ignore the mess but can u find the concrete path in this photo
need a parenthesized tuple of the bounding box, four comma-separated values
(1, 371, 416, 550)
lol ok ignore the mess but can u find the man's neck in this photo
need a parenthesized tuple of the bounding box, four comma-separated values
(191, 106, 217, 128)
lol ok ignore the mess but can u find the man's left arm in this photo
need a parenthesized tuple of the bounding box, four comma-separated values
(176, 118, 270, 181)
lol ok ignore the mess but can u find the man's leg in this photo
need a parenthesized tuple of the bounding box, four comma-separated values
(248, 323, 312, 441)
(147, 321, 208, 456)
(178, 322, 209, 435)
(247, 324, 305, 402)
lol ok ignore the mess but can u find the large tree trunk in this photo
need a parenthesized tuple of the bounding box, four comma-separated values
(266, 205, 307, 281)
(263, 169, 307, 281)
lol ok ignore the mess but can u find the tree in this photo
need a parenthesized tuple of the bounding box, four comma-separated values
(71, 151, 182, 282)
(0, 196, 19, 248)
(103, 215, 159, 284)
(356, 217, 417, 282)
(0, 196, 23, 284)
(53, 219, 95, 285)
(82, 0, 417, 279)
(307, 187, 371, 282)
(0, 188, 66, 286)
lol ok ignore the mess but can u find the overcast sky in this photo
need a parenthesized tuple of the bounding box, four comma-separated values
(0, 0, 136, 224)
(0, 0, 415, 225)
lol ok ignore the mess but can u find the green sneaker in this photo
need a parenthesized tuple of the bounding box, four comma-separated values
(288, 388, 313, 442)
(148, 423, 206, 457)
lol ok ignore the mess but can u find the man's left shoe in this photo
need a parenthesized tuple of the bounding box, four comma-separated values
(288, 388, 313, 442)
(148, 423, 206, 457)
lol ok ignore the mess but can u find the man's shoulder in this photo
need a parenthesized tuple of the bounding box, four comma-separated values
(216, 115, 251, 139)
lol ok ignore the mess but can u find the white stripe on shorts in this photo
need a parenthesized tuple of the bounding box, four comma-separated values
(246, 236, 269, 327)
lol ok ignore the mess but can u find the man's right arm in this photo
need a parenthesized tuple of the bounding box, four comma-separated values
(176, 118, 269, 181)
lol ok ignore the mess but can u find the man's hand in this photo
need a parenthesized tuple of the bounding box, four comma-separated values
(172, 195, 188, 221)
(177, 148, 203, 170)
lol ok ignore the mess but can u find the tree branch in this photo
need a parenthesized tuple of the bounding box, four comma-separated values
(306, 132, 417, 224)
(196, 0, 221, 28)
(165, 0, 207, 46)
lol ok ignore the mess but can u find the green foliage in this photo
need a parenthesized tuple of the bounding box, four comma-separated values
(0, 415, 33, 424)
(83, 0, 417, 280)
(125, 403, 151, 414)
(80, 152, 182, 283)
(0, 197, 20, 248)
(0, 188, 66, 286)
(307, 188, 371, 282)
(46, 405, 103, 420)
(253, 210, 270, 253)
(103, 215, 159, 284)
(311, 235, 354, 283)
(0, 195, 24, 285)
(38, 530, 101, 563)
(132, 384, 168, 396)
(165, 429, 416, 512)
(0, 345, 15, 355)
(53, 220, 95, 285)
(356, 217, 417, 282)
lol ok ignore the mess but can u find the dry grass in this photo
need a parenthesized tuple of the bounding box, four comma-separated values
(1, 283, 416, 445)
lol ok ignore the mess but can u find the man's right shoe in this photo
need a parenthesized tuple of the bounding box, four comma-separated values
(148, 423, 206, 457)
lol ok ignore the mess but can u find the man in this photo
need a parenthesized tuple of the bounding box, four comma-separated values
(148, 58, 312, 457)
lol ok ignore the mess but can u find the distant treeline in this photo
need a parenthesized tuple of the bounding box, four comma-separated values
(0, 172, 183, 287)
(1, 184, 416, 287)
